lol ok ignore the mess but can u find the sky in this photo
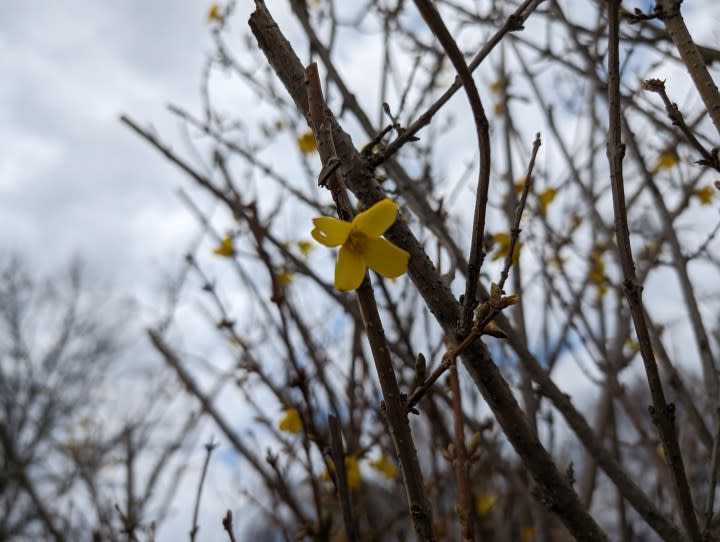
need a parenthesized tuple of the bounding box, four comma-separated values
(2, 0, 720, 540)
(1, 1, 214, 295)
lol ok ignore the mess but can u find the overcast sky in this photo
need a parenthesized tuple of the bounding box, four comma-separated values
(1, 1, 219, 297)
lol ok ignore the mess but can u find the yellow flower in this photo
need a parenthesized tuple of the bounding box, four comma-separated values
(296, 240, 314, 259)
(538, 187, 556, 216)
(514, 176, 526, 195)
(277, 270, 293, 286)
(489, 79, 503, 94)
(311, 199, 410, 292)
(653, 150, 678, 173)
(521, 526, 536, 541)
(475, 493, 497, 517)
(278, 408, 302, 434)
(207, 3, 222, 22)
(493, 102, 505, 116)
(694, 185, 715, 205)
(213, 235, 235, 257)
(369, 454, 397, 480)
(324, 455, 363, 490)
(297, 131, 318, 154)
(490, 232, 521, 266)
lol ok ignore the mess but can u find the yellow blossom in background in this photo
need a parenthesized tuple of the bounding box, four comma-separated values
(311, 199, 410, 291)
(324, 456, 362, 490)
(297, 131, 318, 154)
(489, 79, 503, 93)
(345, 456, 362, 490)
(297, 240, 314, 259)
(475, 493, 497, 517)
(694, 185, 715, 205)
(277, 270, 293, 286)
(207, 3, 222, 22)
(588, 250, 605, 285)
(538, 187, 557, 216)
(657, 443, 666, 461)
(514, 176, 526, 195)
(369, 454, 397, 480)
(653, 150, 678, 173)
(490, 232, 521, 266)
(493, 102, 505, 116)
(521, 526, 536, 541)
(278, 408, 302, 434)
(213, 235, 235, 257)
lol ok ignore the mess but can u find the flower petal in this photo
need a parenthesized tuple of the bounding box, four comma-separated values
(363, 237, 409, 278)
(311, 217, 352, 247)
(352, 199, 398, 238)
(335, 245, 366, 291)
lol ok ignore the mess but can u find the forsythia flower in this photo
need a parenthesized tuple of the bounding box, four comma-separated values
(694, 185, 715, 205)
(296, 240, 314, 259)
(475, 493, 497, 517)
(213, 235, 235, 257)
(311, 199, 410, 292)
(490, 232, 521, 266)
(325, 456, 363, 490)
(207, 3, 222, 22)
(653, 150, 678, 173)
(297, 131, 318, 154)
(278, 408, 302, 434)
(277, 270, 293, 286)
(538, 187, 557, 216)
(369, 454, 397, 480)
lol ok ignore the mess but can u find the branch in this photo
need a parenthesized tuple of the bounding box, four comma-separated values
(607, 3, 701, 540)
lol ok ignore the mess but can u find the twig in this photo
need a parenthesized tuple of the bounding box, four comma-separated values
(642, 79, 720, 172)
(304, 63, 436, 542)
(654, 0, 720, 136)
(606, 3, 701, 540)
(327, 415, 359, 542)
(412, 0, 492, 336)
(222, 510, 237, 542)
(190, 439, 218, 542)
(497, 133, 542, 292)
(703, 410, 720, 534)
(373, 0, 545, 166)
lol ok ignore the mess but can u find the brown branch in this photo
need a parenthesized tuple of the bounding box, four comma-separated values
(606, 2, 701, 540)
(654, 0, 720, 136)
(304, 63, 436, 542)
(327, 414, 359, 542)
(412, 0, 492, 335)
(642, 79, 720, 172)
(373, 0, 545, 166)
(189, 439, 217, 542)
(222, 510, 237, 542)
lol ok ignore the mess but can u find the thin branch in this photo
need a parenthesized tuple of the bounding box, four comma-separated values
(606, 2, 701, 540)
(189, 439, 218, 542)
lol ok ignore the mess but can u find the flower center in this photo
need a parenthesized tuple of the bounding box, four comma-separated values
(347, 230, 368, 253)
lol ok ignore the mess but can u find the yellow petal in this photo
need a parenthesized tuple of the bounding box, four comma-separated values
(213, 236, 235, 257)
(538, 187, 556, 216)
(207, 3, 222, 22)
(311, 217, 352, 247)
(475, 493, 497, 517)
(278, 408, 302, 434)
(344, 456, 362, 490)
(335, 245, 366, 291)
(694, 185, 715, 205)
(363, 237, 409, 278)
(297, 131, 318, 154)
(653, 151, 678, 172)
(369, 454, 397, 480)
(352, 199, 398, 238)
